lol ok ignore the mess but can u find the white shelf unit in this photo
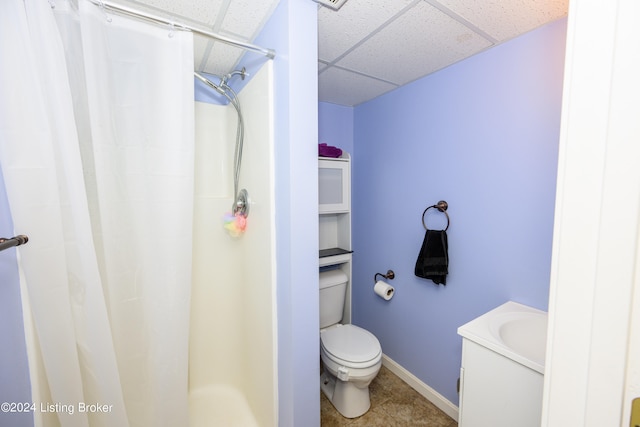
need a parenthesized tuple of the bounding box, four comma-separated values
(319, 154, 352, 324)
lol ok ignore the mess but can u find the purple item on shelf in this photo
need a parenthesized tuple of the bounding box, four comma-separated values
(318, 143, 343, 158)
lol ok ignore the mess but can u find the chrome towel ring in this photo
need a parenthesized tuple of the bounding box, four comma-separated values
(421, 200, 449, 231)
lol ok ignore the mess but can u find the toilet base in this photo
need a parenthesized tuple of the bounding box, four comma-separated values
(320, 370, 371, 418)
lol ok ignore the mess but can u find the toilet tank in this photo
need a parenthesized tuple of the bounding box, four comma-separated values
(319, 269, 348, 329)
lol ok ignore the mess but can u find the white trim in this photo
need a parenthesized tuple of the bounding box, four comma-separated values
(542, 0, 640, 425)
(382, 354, 459, 422)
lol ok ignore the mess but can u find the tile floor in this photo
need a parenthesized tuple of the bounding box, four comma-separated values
(320, 365, 458, 426)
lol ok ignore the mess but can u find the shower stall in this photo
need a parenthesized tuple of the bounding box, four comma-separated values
(0, 1, 279, 426)
(189, 64, 277, 426)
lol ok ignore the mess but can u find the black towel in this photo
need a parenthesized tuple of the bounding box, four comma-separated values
(414, 230, 449, 285)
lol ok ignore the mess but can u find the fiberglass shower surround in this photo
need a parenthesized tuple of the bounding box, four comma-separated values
(194, 71, 251, 228)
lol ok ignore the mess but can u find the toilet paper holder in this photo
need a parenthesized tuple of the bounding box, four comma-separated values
(374, 270, 395, 283)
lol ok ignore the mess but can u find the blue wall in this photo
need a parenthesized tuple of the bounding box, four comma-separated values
(0, 166, 33, 427)
(323, 18, 567, 406)
(318, 102, 354, 156)
(254, 2, 320, 426)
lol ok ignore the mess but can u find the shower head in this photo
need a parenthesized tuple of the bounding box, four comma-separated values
(312, 0, 349, 11)
(194, 72, 226, 96)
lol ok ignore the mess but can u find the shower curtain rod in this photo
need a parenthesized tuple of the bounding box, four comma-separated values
(0, 235, 28, 253)
(87, 0, 276, 60)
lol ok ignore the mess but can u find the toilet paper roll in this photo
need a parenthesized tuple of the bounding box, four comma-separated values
(374, 280, 395, 301)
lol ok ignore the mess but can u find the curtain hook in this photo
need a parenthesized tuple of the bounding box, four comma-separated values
(48, 0, 56, 9)
(168, 20, 175, 38)
(98, 0, 113, 23)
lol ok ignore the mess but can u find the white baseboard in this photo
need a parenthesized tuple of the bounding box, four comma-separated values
(382, 354, 459, 422)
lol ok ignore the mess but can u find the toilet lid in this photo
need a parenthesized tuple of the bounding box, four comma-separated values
(321, 324, 381, 364)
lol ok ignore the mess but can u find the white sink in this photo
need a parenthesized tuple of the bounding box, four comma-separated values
(491, 311, 547, 366)
(458, 301, 548, 373)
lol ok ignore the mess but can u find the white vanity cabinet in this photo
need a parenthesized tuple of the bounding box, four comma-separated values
(457, 302, 547, 427)
(319, 154, 352, 323)
(459, 339, 544, 427)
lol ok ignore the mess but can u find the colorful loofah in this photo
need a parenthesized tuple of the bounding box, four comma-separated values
(223, 212, 247, 237)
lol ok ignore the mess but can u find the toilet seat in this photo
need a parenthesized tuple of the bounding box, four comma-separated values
(321, 324, 381, 369)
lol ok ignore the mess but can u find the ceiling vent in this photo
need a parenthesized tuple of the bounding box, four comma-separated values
(312, 0, 349, 11)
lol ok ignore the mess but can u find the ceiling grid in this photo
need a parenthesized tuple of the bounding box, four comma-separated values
(113, 0, 568, 106)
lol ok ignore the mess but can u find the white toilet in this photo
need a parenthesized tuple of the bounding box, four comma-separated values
(319, 269, 382, 418)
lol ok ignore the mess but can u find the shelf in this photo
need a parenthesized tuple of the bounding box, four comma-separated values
(319, 255, 351, 267)
(319, 247, 353, 258)
(319, 210, 349, 215)
(319, 248, 353, 267)
(319, 154, 350, 162)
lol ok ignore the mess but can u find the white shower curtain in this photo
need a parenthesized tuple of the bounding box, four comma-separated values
(0, 1, 194, 426)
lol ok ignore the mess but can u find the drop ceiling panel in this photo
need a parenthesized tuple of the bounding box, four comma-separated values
(194, 37, 241, 76)
(335, 1, 493, 86)
(220, 0, 280, 40)
(318, 0, 414, 63)
(193, 37, 210, 71)
(319, 66, 397, 106)
(200, 42, 245, 77)
(318, 0, 414, 62)
(436, 0, 570, 41)
(126, 0, 223, 26)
